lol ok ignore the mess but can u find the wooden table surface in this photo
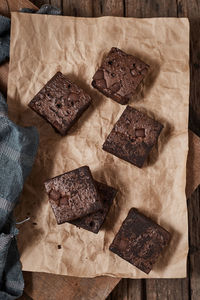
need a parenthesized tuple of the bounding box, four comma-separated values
(1, 0, 200, 299)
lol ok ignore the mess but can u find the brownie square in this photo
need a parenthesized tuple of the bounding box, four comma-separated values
(29, 71, 91, 135)
(109, 208, 171, 274)
(44, 166, 103, 224)
(102, 106, 163, 168)
(69, 181, 117, 233)
(92, 47, 149, 105)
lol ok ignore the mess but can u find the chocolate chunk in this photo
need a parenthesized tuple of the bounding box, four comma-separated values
(103, 71, 117, 88)
(92, 47, 149, 105)
(69, 181, 117, 233)
(109, 208, 171, 274)
(28, 72, 92, 135)
(93, 70, 104, 80)
(102, 106, 163, 168)
(93, 78, 107, 89)
(135, 128, 145, 138)
(44, 166, 103, 224)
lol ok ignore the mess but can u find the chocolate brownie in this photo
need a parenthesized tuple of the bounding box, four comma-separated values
(92, 47, 149, 105)
(44, 166, 103, 224)
(69, 181, 117, 233)
(29, 72, 91, 135)
(102, 106, 163, 168)
(109, 208, 171, 274)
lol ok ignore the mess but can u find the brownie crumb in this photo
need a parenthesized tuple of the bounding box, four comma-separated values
(57, 245, 62, 249)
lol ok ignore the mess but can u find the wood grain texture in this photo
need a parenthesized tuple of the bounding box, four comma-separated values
(107, 279, 143, 300)
(145, 279, 189, 300)
(188, 189, 200, 300)
(186, 131, 200, 197)
(0, 0, 37, 17)
(50, 0, 62, 11)
(62, 0, 92, 16)
(124, 0, 177, 17)
(23, 272, 120, 300)
(31, 0, 50, 8)
(184, 1, 200, 299)
(177, 1, 200, 137)
(92, 0, 124, 17)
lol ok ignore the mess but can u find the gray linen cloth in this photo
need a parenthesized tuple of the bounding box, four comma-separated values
(0, 4, 61, 299)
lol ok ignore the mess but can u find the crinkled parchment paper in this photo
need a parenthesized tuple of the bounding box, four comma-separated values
(7, 13, 189, 278)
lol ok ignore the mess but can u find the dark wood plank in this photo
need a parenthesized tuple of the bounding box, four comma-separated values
(186, 131, 200, 197)
(31, 0, 50, 7)
(145, 279, 189, 300)
(188, 20, 200, 138)
(107, 279, 143, 300)
(125, 0, 177, 17)
(182, 1, 200, 299)
(31, 0, 62, 12)
(188, 189, 200, 300)
(92, 0, 124, 17)
(62, 0, 92, 16)
(50, 0, 62, 11)
(176, 1, 200, 136)
(0, 0, 37, 16)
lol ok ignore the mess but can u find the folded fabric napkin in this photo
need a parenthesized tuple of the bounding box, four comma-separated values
(0, 92, 38, 299)
(0, 15, 10, 64)
(0, 4, 61, 299)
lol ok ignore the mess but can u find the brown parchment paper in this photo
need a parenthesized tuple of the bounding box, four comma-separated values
(7, 13, 189, 278)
